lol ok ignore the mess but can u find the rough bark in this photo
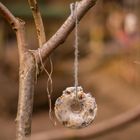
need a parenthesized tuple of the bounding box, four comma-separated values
(16, 51, 36, 140)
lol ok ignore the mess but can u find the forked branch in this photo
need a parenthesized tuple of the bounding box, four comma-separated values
(35, 0, 97, 61)
(0, 1, 98, 140)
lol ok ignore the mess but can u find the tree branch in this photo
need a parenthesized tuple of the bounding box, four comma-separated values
(16, 52, 35, 140)
(32, 105, 140, 140)
(0, 2, 27, 54)
(35, 0, 97, 61)
(28, 0, 46, 47)
(0, 2, 17, 28)
(0, 2, 35, 140)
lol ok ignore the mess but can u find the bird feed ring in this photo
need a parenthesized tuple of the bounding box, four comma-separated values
(55, 86, 97, 129)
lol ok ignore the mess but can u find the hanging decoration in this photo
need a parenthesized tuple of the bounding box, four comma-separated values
(54, 2, 97, 129)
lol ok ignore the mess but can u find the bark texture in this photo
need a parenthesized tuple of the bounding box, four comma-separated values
(16, 51, 36, 140)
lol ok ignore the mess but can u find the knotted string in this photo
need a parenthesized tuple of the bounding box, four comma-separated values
(38, 48, 56, 126)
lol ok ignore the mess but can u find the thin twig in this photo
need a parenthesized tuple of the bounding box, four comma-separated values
(32, 105, 140, 140)
(28, 0, 46, 47)
(0, 2, 18, 28)
(36, 0, 97, 61)
(0, 2, 27, 54)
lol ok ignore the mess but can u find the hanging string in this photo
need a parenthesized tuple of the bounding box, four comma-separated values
(70, 2, 79, 98)
(38, 48, 56, 126)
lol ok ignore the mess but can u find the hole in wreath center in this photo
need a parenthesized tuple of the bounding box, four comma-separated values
(70, 100, 82, 113)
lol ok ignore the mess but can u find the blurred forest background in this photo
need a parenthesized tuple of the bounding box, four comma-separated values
(0, 0, 140, 140)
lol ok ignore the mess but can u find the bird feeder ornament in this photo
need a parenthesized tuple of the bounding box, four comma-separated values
(54, 2, 97, 129)
(55, 87, 97, 129)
